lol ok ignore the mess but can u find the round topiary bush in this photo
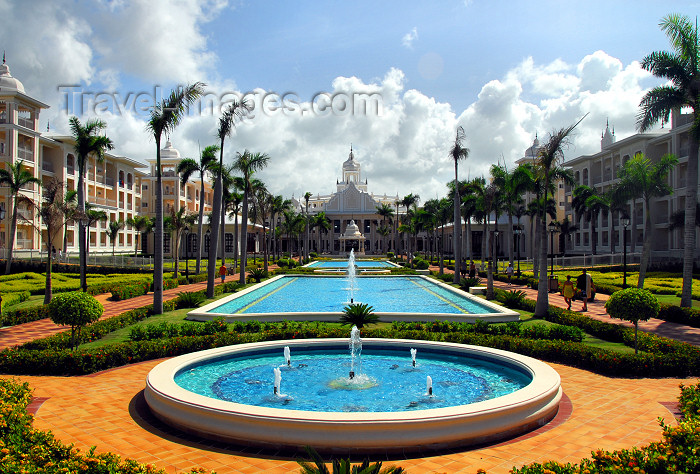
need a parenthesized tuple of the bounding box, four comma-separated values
(48, 291, 104, 350)
(605, 287, 659, 353)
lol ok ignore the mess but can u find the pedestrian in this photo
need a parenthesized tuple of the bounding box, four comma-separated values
(58, 248, 63, 262)
(469, 261, 476, 278)
(460, 259, 467, 278)
(51, 246, 56, 261)
(505, 262, 514, 285)
(576, 269, 593, 311)
(562, 275, 575, 310)
(219, 263, 227, 283)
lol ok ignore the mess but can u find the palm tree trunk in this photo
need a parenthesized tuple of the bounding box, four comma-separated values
(638, 203, 653, 288)
(220, 202, 226, 265)
(480, 221, 488, 272)
(173, 231, 180, 278)
(453, 162, 461, 283)
(44, 239, 53, 305)
(207, 147, 224, 298)
(467, 221, 473, 261)
(535, 212, 549, 317)
(681, 138, 699, 307)
(77, 161, 86, 289)
(486, 232, 494, 300)
(263, 225, 269, 273)
(154, 152, 164, 313)
(532, 218, 539, 280)
(195, 178, 206, 274)
(4, 196, 18, 275)
(239, 189, 249, 285)
(507, 211, 514, 265)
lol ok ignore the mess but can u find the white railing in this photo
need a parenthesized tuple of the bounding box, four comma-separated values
(17, 147, 34, 162)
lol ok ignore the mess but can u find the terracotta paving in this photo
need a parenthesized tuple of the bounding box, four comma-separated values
(13, 359, 690, 474)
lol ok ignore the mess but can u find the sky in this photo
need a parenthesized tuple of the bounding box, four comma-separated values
(1, 0, 698, 204)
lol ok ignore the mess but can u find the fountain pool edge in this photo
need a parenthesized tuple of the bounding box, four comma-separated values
(144, 338, 561, 453)
(186, 274, 520, 323)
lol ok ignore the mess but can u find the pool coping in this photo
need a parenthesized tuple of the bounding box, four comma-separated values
(187, 274, 520, 323)
(145, 338, 562, 453)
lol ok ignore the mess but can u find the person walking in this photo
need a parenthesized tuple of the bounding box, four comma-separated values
(469, 261, 476, 278)
(576, 269, 592, 311)
(562, 275, 575, 310)
(219, 263, 227, 283)
(505, 262, 514, 285)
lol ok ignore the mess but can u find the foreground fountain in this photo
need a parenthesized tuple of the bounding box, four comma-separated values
(145, 337, 561, 453)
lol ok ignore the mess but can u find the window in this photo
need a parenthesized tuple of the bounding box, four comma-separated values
(333, 220, 340, 233)
(204, 234, 210, 253)
(142, 202, 148, 208)
(225, 233, 234, 253)
(163, 234, 171, 253)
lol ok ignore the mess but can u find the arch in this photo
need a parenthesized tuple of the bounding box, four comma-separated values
(118, 170, 125, 187)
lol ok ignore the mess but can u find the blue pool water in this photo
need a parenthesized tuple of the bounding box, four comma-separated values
(306, 260, 395, 268)
(174, 346, 531, 412)
(208, 276, 498, 314)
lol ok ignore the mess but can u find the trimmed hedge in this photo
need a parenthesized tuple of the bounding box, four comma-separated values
(0, 305, 51, 327)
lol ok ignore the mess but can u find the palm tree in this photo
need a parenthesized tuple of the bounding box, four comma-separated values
(106, 219, 125, 258)
(126, 215, 154, 257)
(83, 205, 107, 257)
(638, 14, 700, 307)
(400, 193, 419, 265)
(251, 183, 271, 272)
(612, 153, 677, 288)
(464, 177, 487, 270)
(177, 144, 219, 274)
(38, 178, 66, 304)
(491, 162, 534, 266)
(375, 203, 394, 254)
(303, 191, 312, 260)
(146, 82, 204, 313)
(270, 195, 292, 259)
(313, 211, 331, 255)
(0, 162, 41, 274)
(207, 101, 251, 297)
(572, 185, 609, 256)
(449, 126, 469, 283)
(533, 118, 584, 317)
(606, 186, 630, 256)
(557, 216, 578, 256)
(233, 150, 271, 284)
(68, 117, 114, 290)
(164, 206, 195, 278)
(58, 189, 78, 258)
(281, 209, 304, 258)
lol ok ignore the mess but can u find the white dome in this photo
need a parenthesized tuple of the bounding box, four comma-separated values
(0, 61, 25, 93)
(342, 220, 363, 238)
(160, 140, 181, 160)
(343, 147, 360, 170)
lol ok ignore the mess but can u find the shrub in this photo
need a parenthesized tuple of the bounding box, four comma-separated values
(605, 288, 660, 353)
(412, 257, 429, 270)
(0, 304, 51, 327)
(501, 289, 527, 308)
(111, 280, 151, 300)
(386, 251, 394, 258)
(175, 291, 206, 309)
(340, 303, 379, 329)
(48, 292, 104, 350)
(459, 277, 481, 292)
(248, 267, 268, 283)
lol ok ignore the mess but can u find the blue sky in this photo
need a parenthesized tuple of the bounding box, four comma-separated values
(2, 0, 698, 201)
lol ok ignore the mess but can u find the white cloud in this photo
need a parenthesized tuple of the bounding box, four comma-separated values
(402, 27, 418, 49)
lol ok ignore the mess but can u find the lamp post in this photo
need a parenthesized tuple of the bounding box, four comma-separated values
(493, 230, 499, 273)
(0, 207, 5, 261)
(183, 226, 190, 283)
(622, 217, 630, 289)
(548, 221, 557, 276)
(514, 227, 522, 276)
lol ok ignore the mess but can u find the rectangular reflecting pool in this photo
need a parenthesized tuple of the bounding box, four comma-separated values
(187, 275, 520, 323)
(305, 260, 398, 269)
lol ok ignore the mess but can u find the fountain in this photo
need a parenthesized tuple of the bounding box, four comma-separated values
(146, 339, 562, 453)
(410, 348, 417, 367)
(284, 346, 291, 367)
(349, 325, 362, 379)
(346, 249, 358, 304)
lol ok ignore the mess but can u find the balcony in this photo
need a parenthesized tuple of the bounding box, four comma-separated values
(105, 177, 114, 187)
(67, 165, 74, 175)
(17, 117, 33, 129)
(42, 161, 55, 173)
(17, 147, 34, 162)
(0, 142, 6, 156)
(127, 202, 133, 210)
(16, 238, 32, 249)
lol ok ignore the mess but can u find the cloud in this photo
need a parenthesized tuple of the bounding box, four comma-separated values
(402, 27, 418, 49)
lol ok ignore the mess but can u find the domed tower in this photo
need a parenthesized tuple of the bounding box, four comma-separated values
(0, 53, 26, 94)
(601, 119, 615, 150)
(338, 145, 367, 192)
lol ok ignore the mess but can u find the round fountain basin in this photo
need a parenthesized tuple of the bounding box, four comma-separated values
(145, 339, 562, 454)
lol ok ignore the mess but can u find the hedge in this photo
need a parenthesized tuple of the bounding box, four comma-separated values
(0, 305, 51, 328)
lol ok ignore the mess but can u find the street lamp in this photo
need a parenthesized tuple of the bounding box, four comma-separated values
(183, 226, 190, 283)
(514, 227, 522, 276)
(548, 221, 557, 276)
(493, 230, 499, 273)
(622, 217, 630, 289)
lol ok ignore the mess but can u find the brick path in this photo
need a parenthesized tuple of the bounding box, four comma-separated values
(430, 265, 700, 346)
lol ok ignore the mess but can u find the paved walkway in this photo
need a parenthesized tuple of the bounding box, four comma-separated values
(430, 265, 700, 346)
(0, 279, 227, 350)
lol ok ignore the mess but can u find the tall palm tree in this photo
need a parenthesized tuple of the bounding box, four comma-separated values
(38, 178, 66, 304)
(435, 197, 452, 273)
(491, 162, 534, 266)
(282, 209, 304, 258)
(251, 183, 271, 271)
(0, 162, 41, 274)
(533, 118, 584, 317)
(164, 206, 195, 278)
(606, 186, 630, 256)
(572, 185, 609, 256)
(313, 211, 331, 255)
(146, 82, 204, 313)
(375, 203, 394, 254)
(58, 189, 78, 258)
(233, 150, 271, 284)
(303, 191, 312, 260)
(612, 153, 677, 288)
(106, 219, 125, 258)
(464, 177, 486, 270)
(126, 215, 154, 257)
(449, 126, 469, 283)
(83, 205, 107, 257)
(68, 116, 114, 289)
(638, 14, 700, 307)
(401, 193, 420, 265)
(557, 216, 577, 257)
(270, 195, 292, 259)
(177, 144, 219, 274)
(207, 100, 250, 297)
